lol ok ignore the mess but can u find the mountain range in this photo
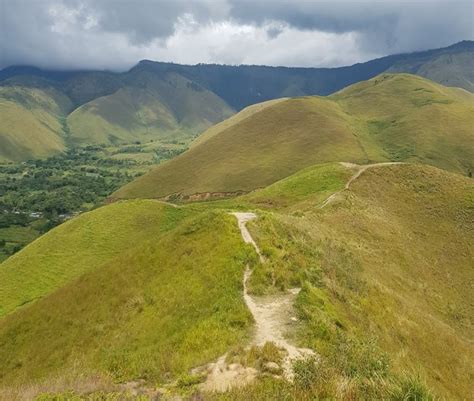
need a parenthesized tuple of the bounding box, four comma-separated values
(0, 40, 473, 162)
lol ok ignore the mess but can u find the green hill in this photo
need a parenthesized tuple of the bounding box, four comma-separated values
(114, 74, 474, 200)
(388, 47, 474, 93)
(190, 98, 288, 149)
(0, 200, 194, 318)
(68, 73, 234, 146)
(0, 201, 254, 389)
(0, 86, 72, 161)
(239, 163, 474, 400)
(0, 73, 233, 161)
(0, 162, 472, 400)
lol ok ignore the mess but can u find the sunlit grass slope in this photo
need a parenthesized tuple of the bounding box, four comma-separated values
(114, 96, 367, 199)
(0, 86, 72, 161)
(331, 73, 474, 172)
(242, 162, 353, 211)
(245, 163, 473, 399)
(0, 208, 254, 387)
(68, 73, 234, 146)
(0, 200, 193, 317)
(190, 98, 288, 148)
(114, 74, 474, 200)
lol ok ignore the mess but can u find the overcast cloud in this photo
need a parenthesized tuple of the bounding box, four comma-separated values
(0, 0, 473, 71)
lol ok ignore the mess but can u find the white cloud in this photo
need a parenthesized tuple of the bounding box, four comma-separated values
(151, 21, 380, 67)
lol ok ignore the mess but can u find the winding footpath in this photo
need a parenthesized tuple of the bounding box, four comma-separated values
(232, 213, 315, 377)
(201, 213, 315, 392)
(320, 161, 403, 208)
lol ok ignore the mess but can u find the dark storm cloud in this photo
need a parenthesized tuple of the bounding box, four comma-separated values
(228, 0, 474, 53)
(0, 0, 472, 70)
(79, 0, 228, 44)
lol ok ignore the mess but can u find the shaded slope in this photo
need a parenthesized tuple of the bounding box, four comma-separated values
(0, 86, 72, 161)
(118, 40, 474, 110)
(191, 98, 288, 149)
(114, 74, 474, 200)
(388, 45, 474, 92)
(67, 72, 234, 146)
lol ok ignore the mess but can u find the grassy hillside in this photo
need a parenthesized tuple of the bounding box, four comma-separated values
(331, 74, 474, 171)
(0, 86, 71, 161)
(0, 200, 193, 317)
(114, 74, 474, 200)
(0, 73, 233, 161)
(68, 73, 234, 147)
(190, 98, 288, 148)
(0, 205, 255, 390)
(240, 163, 473, 399)
(242, 162, 353, 211)
(0, 162, 472, 400)
(389, 49, 474, 93)
(67, 87, 178, 146)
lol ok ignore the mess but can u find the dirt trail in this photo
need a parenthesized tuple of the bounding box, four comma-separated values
(320, 161, 404, 208)
(233, 213, 315, 376)
(201, 213, 315, 392)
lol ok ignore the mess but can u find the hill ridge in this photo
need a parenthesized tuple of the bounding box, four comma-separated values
(113, 73, 474, 200)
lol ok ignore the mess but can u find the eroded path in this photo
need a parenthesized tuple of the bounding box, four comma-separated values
(201, 213, 315, 392)
(232, 213, 315, 376)
(320, 161, 404, 208)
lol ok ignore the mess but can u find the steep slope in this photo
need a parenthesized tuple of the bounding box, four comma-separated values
(0, 204, 254, 390)
(135, 41, 474, 110)
(0, 86, 72, 161)
(67, 73, 234, 146)
(388, 43, 474, 92)
(241, 163, 473, 400)
(114, 74, 474, 200)
(0, 200, 193, 317)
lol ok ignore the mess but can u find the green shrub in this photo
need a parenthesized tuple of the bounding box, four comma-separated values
(391, 374, 435, 401)
(332, 336, 390, 379)
(176, 373, 205, 388)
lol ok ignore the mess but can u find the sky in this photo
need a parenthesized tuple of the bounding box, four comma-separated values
(1, 0, 473, 71)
